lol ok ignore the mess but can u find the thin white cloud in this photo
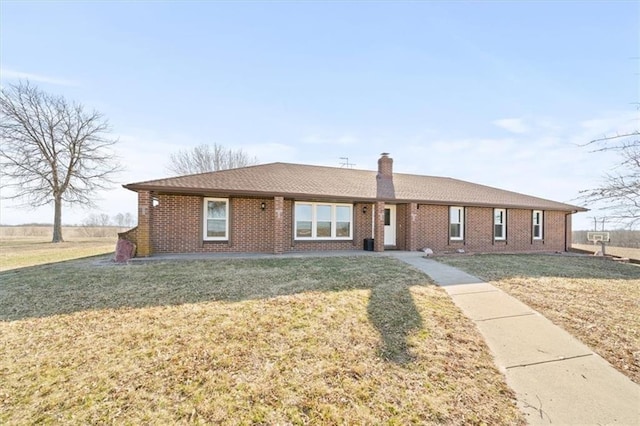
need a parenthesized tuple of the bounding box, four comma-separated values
(493, 118, 530, 134)
(0, 68, 79, 86)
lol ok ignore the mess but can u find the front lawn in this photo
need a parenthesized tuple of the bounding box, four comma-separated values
(0, 256, 524, 425)
(435, 254, 640, 384)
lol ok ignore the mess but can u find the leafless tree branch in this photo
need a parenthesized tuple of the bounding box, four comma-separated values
(578, 132, 639, 228)
(166, 143, 258, 175)
(0, 81, 122, 242)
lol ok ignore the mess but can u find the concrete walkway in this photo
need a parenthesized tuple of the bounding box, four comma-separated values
(390, 251, 640, 425)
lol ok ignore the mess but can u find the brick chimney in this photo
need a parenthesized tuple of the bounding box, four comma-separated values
(377, 152, 393, 177)
(376, 152, 395, 199)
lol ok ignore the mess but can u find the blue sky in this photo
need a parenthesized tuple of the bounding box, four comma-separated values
(1, 1, 638, 230)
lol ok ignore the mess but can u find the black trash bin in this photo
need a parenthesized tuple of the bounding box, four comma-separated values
(363, 238, 374, 251)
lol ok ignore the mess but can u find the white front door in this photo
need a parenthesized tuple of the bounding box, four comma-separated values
(384, 205, 396, 246)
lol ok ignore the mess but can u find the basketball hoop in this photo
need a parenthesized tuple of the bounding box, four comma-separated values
(587, 232, 610, 256)
(587, 232, 610, 244)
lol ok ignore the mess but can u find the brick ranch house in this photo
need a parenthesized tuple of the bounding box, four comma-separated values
(120, 153, 587, 257)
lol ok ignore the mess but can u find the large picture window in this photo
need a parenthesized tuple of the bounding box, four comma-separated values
(203, 198, 229, 241)
(533, 210, 543, 240)
(449, 206, 464, 240)
(494, 208, 506, 240)
(295, 202, 353, 240)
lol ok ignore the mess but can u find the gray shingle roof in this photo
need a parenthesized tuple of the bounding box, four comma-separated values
(124, 162, 587, 211)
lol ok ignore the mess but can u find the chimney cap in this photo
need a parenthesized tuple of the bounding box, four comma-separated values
(380, 152, 390, 157)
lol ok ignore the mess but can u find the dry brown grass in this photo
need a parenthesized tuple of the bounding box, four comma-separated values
(0, 236, 118, 271)
(435, 254, 640, 384)
(0, 256, 525, 425)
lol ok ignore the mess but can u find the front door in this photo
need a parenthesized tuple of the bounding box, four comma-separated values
(384, 205, 396, 246)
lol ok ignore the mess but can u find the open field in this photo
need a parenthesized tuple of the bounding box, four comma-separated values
(0, 256, 524, 425)
(0, 225, 125, 271)
(0, 236, 118, 271)
(572, 243, 640, 262)
(435, 254, 640, 384)
(0, 225, 127, 238)
(573, 230, 640, 248)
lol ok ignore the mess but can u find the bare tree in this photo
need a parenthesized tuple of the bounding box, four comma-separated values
(0, 81, 121, 242)
(579, 131, 639, 228)
(166, 143, 258, 175)
(124, 212, 134, 227)
(113, 212, 126, 227)
(83, 212, 112, 227)
(113, 211, 135, 227)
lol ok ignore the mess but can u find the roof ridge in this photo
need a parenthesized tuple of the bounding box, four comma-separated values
(272, 162, 372, 172)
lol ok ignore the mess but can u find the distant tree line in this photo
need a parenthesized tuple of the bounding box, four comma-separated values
(82, 212, 135, 228)
(0, 212, 135, 228)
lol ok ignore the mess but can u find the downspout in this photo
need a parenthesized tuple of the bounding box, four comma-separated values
(564, 211, 577, 251)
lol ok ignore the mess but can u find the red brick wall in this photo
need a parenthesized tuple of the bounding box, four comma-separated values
(374, 201, 385, 252)
(509, 209, 532, 248)
(396, 204, 407, 250)
(149, 195, 275, 254)
(127, 193, 571, 255)
(544, 210, 567, 250)
(413, 205, 450, 250)
(273, 197, 285, 254)
(136, 191, 153, 256)
(410, 204, 567, 253)
(145, 195, 371, 254)
(404, 203, 418, 251)
(352, 202, 374, 251)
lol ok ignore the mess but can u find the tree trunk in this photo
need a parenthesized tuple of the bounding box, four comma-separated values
(52, 195, 64, 243)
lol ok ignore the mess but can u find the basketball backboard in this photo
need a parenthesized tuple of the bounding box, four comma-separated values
(587, 232, 610, 243)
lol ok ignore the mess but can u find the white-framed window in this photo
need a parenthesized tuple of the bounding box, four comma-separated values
(295, 202, 353, 240)
(494, 208, 506, 240)
(449, 206, 464, 240)
(533, 210, 543, 240)
(203, 198, 229, 241)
